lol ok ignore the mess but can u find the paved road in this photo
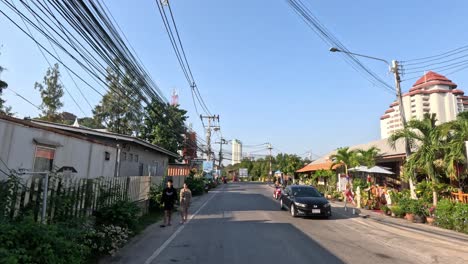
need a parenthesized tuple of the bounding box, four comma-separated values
(108, 182, 468, 264)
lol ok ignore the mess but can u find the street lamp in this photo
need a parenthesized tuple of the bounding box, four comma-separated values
(329, 47, 417, 199)
(329, 47, 391, 69)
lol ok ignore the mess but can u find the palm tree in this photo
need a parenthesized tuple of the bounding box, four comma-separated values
(330, 147, 359, 176)
(389, 113, 444, 206)
(442, 113, 468, 186)
(357, 147, 381, 168)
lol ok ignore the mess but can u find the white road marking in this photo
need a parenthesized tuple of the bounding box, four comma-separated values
(143, 190, 220, 264)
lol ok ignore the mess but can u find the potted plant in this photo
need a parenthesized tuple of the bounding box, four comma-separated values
(398, 197, 413, 221)
(390, 205, 405, 218)
(425, 205, 436, 225)
(381, 205, 391, 216)
(408, 199, 426, 223)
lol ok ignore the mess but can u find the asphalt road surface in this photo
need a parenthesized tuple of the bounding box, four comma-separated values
(109, 182, 468, 264)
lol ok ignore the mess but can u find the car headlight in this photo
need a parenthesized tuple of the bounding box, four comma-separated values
(323, 203, 331, 208)
(295, 202, 307, 207)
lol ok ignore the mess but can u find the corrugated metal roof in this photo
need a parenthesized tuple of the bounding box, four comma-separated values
(32, 120, 179, 158)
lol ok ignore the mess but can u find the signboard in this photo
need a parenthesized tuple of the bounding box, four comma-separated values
(203, 161, 214, 172)
(239, 168, 248, 178)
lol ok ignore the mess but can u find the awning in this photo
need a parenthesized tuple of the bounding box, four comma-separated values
(349, 165, 394, 175)
(296, 162, 341, 173)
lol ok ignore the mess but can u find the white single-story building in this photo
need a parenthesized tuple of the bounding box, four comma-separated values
(32, 119, 179, 177)
(0, 115, 116, 179)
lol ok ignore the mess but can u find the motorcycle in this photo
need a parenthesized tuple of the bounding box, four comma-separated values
(273, 187, 282, 200)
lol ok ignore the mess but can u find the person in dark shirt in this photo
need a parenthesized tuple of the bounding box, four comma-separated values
(160, 179, 177, 227)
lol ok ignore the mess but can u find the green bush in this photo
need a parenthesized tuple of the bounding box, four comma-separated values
(84, 224, 131, 256)
(352, 178, 367, 192)
(435, 199, 455, 230)
(95, 200, 140, 231)
(380, 205, 389, 214)
(452, 202, 468, 234)
(149, 183, 165, 211)
(389, 189, 410, 205)
(185, 175, 205, 196)
(390, 205, 405, 218)
(397, 197, 411, 214)
(0, 218, 90, 264)
(407, 199, 426, 216)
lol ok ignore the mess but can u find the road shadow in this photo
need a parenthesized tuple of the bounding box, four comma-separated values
(154, 217, 346, 264)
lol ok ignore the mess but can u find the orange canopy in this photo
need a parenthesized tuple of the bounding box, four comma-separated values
(296, 162, 341, 173)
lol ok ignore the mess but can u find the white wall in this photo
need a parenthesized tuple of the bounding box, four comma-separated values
(118, 143, 169, 177)
(0, 119, 117, 179)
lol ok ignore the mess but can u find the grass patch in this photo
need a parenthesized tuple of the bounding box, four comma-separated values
(134, 210, 164, 234)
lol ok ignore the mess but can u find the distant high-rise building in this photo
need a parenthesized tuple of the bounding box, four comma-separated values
(232, 139, 242, 165)
(171, 88, 179, 106)
(380, 71, 468, 138)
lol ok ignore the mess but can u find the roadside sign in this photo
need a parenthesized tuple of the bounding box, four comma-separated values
(203, 161, 214, 172)
(239, 168, 248, 177)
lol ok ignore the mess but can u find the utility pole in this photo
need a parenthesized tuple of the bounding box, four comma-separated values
(391, 60, 417, 199)
(215, 138, 228, 168)
(329, 48, 417, 199)
(268, 143, 273, 182)
(200, 115, 220, 161)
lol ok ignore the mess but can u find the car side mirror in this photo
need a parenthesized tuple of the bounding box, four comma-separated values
(293, 192, 297, 197)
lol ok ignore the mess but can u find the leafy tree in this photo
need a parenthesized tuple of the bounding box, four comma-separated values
(93, 65, 142, 135)
(140, 101, 187, 155)
(78, 117, 105, 129)
(357, 147, 380, 168)
(442, 113, 468, 190)
(34, 63, 64, 122)
(389, 113, 444, 206)
(330, 147, 359, 176)
(0, 65, 12, 116)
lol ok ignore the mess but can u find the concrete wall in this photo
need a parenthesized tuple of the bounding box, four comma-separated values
(0, 119, 117, 179)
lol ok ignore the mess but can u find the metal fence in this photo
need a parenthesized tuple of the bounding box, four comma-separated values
(0, 175, 162, 223)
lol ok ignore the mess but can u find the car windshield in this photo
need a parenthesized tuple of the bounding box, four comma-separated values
(293, 187, 321, 197)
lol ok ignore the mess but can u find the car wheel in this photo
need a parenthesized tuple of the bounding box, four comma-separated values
(290, 204, 297, 217)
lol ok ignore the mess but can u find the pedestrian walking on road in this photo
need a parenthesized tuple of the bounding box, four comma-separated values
(179, 182, 192, 224)
(344, 183, 356, 211)
(160, 179, 177, 228)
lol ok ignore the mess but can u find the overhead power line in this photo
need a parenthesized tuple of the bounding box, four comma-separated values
(154, 0, 212, 117)
(286, 0, 395, 95)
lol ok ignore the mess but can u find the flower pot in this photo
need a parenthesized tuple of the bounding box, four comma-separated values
(391, 212, 396, 217)
(426, 217, 435, 225)
(405, 213, 414, 222)
(327, 195, 332, 199)
(413, 215, 426, 223)
(386, 210, 392, 216)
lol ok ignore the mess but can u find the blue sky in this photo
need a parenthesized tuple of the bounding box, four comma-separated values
(1, 0, 468, 158)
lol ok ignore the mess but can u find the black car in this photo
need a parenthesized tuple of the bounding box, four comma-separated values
(280, 185, 332, 218)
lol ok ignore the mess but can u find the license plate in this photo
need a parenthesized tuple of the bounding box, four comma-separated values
(312, 209, 321, 214)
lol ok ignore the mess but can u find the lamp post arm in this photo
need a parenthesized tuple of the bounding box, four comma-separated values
(330, 47, 390, 67)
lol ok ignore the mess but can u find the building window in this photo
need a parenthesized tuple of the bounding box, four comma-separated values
(123, 152, 127, 161)
(105, 151, 111, 161)
(130, 153, 134, 162)
(135, 154, 139, 162)
(33, 146, 55, 172)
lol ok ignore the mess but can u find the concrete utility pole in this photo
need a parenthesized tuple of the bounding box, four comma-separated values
(200, 115, 220, 161)
(268, 143, 273, 182)
(329, 47, 417, 199)
(215, 138, 228, 168)
(391, 60, 417, 199)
